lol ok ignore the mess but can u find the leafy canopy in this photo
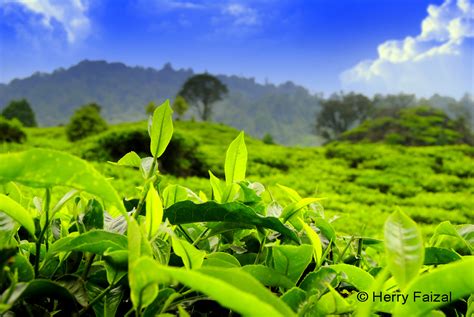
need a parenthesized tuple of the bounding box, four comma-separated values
(66, 103, 108, 141)
(178, 73, 228, 121)
(1, 99, 37, 127)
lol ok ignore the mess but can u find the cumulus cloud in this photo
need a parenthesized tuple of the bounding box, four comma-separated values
(341, 0, 474, 97)
(1, 0, 91, 43)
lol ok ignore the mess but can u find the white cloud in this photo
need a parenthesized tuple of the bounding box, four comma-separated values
(1, 0, 91, 43)
(223, 3, 259, 26)
(341, 0, 474, 97)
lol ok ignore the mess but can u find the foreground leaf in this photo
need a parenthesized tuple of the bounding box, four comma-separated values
(171, 236, 205, 269)
(0, 149, 125, 217)
(0, 194, 35, 236)
(394, 257, 474, 316)
(272, 244, 313, 283)
(225, 131, 247, 185)
(329, 264, 374, 291)
(146, 184, 163, 239)
(300, 219, 323, 266)
(49, 230, 127, 256)
(384, 210, 424, 290)
(164, 201, 298, 242)
(149, 100, 173, 158)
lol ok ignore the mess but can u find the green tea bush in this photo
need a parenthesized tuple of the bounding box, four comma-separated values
(82, 127, 207, 177)
(0, 101, 472, 317)
(66, 103, 108, 141)
(0, 117, 26, 143)
(340, 106, 474, 146)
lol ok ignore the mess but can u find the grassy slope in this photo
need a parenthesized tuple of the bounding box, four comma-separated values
(2, 121, 473, 238)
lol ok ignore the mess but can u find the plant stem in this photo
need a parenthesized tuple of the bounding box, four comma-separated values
(82, 253, 96, 280)
(34, 188, 51, 277)
(134, 158, 158, 219)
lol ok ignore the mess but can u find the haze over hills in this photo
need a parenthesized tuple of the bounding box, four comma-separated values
(0, 60, 323, 145)
(1, 60, 472, 146)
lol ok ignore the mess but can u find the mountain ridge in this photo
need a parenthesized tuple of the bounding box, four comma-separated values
(0, 60, 322, 145)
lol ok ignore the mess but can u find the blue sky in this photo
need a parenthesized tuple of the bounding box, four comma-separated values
(0, 0, 472, 97)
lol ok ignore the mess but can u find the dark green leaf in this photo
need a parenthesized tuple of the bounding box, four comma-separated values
(164, 201, 298, 242)
(424, 247, 461, 265)
(83, 199, 104, 230)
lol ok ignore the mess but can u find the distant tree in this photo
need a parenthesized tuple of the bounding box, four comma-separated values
(373, 93, 416, 118)
(145, 101, 157, 116)
(178, 74, 228, 121)
(0, 117, 26, 143)
(172, 96, 189, 120)
(66, 103, 108, 141)
(262, 133, 276, 144)
(2, 99, 37, 127)
(315, 92, 373, 140)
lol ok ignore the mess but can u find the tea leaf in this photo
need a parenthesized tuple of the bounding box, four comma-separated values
(146, 184, 163, 239)
(49, 230, 127, 256)
(0, 194, 35, 236)
(424, 247, 461, 265)
(113, 151, 142, 168)
(164, 200, 298, 242)
(300, 218, 323, 266)
(162, 184, 189, 208)
(329, 264, 374, 291)
(149, 100, 173, 158)
(0, 149, 125, 217)
(384, 210, 424, 290)
(394, 257, 474, 316)
(272, 244, 313, 283)
(171, 236, 205, 269)
(225, 131, 247, 185)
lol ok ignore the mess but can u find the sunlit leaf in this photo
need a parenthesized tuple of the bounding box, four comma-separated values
(149, 100, 173, 158)
(394, 257, 474, 316)
(384, 210, 424, 290)
(146, 184, 163, 239)
(0, 149, 125, 217)
(0, 194, 35, 236)
(225, 131, 247, 185)
(171, 236, 205, 269)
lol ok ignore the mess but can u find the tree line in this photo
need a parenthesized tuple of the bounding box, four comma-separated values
(1, 72, 472, 145)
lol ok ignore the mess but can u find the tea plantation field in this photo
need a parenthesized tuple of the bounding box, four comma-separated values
(2, 120, 473, 238)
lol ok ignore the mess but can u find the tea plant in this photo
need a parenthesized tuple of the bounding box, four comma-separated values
(0, 100, 473, 316)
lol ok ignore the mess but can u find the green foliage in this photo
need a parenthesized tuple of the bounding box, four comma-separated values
(0, 106, 472, 317)
(178, 73, 228, 121)
(262, 132, 275, 144)
(66, 103, 108, 141)
(0, 117, 26, 143)
(172, 96, 189, 119)
(341, 106, 473, 146)
(1, 99, 37, 127)
(145, 101, 157, 116)
(316, 92, 373, 140)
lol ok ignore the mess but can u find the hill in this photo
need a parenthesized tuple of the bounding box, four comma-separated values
(1, 121, 472, 237)
(340, 106, 474, 146)
(0, 60, 322, 145)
